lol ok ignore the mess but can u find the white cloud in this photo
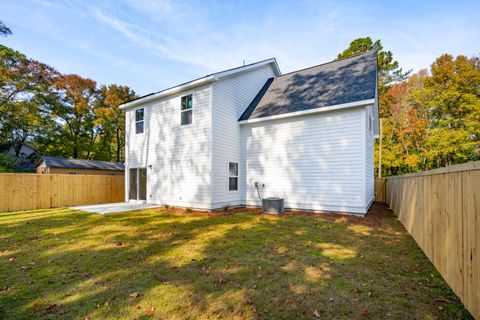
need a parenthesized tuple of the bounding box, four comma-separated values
(7, 0, 480, 94)
(86, 0, 352, 73)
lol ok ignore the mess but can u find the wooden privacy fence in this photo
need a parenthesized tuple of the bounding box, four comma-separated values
(0, 173, 125, 212)
(386, 161, 480, 319)
(374, 177, 386, 202)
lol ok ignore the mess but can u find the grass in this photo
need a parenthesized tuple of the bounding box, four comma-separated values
(0, 204, 472, 320)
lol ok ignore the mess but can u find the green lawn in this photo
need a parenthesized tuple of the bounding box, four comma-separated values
(0, 204, 472, 320)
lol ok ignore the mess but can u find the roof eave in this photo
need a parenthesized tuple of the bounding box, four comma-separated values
(119, 58, 281, 110)
(238, 98, 376, 125)
(33, 158, 44, 168)
(119, 76, 216, 110)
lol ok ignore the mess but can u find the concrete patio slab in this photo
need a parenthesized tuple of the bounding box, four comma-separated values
(70, 202, 162, 214)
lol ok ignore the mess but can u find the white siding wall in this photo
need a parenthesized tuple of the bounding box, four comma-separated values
(365, 105, 375, 207)
(125, 85, 212, 209)
(241, 106, 370, 214)
(211, 65, 276, 208)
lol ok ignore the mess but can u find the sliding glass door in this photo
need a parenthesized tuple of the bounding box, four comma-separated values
(129, 168, 147, 201)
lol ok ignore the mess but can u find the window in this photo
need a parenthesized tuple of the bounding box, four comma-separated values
(228, 162, 238, 191)
(135, 108, 144, 134)
(181, 94, 193, 125)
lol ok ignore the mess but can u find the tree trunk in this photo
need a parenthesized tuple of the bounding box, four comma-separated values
(116, 129, 121, 162)
(73, 138, 78, 159)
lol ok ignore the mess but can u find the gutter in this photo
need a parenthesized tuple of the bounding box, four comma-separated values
(238, 98, 376, 125)
(119, 76, 217, 110)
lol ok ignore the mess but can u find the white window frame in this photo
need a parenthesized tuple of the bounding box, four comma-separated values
(180, 93, 193, 126)
(135, 108, 144, 134)
(228, 162, 238, 192)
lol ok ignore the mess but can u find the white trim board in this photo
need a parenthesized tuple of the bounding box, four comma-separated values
(238, 99, 375, 125)
(120, 77, 215, 110)
(120, 59, 280, 110)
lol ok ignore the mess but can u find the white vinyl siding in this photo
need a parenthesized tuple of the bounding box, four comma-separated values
(124, 61, 374, 214)
(125, 85, 212, 209)
(365, 105, 375, 207)
(241, 106, 369, 214)
(211, 64, 276, 208)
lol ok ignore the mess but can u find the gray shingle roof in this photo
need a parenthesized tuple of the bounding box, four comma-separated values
(239, 50, 377, 121)
(36, 156, 124, 170)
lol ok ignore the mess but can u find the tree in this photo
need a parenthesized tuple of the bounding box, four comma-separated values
(337, 37, 409, 89)
(95, 85, 136, 162)
(0, 45, 58, 158)
(375, 53, 480, 176)
(42, 74, 98, 159)
(0, 20, 12, 37)
(375, 70, 430, 175)
(0, 153, 15, 172)
(337, 37, 410, 118)
(421, 54, 480, 167)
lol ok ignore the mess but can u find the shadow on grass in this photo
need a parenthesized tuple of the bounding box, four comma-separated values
(0, 204, 473, 320)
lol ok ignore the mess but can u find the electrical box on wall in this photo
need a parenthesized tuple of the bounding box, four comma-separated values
(254, 182, 265, 188)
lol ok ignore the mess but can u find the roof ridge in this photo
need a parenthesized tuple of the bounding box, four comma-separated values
(276, 50, 377, 78)
(43, 155, 123, 165)
(207, 57, 277, 77)
(124, 58, 279, 105)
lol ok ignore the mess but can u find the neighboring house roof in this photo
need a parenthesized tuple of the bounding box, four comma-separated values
(120, 58, 281, 110)
(5, 143, 37, 156)
(34, 156, 124, 170)
(239, 50, 377, 122)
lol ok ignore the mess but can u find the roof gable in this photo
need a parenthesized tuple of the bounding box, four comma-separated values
(120, 58, 280, 109)
(239, 51, 377, 121)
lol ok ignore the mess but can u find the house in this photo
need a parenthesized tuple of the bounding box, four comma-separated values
(6, 143, 38, 159)
(35, 156, 125, 176)
(120, 51, 378, 215)
(2, 143, 39, 172)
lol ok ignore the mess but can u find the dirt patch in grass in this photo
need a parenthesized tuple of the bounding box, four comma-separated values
(159, 203, 389, 227)
(284, 203, 389, 227)
(0, 203, 472, 319)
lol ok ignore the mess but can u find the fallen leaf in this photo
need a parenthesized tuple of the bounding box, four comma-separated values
(45, 304, 57, 311)
(8, 257, 15, 262)
(146, 306, 155, 316)
(129, 292, 142, 299)
(314, 309, 321, 318)
(360, 310, 369, 317)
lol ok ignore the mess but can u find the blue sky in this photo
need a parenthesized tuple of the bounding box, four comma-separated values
(2, 0, 479, 96)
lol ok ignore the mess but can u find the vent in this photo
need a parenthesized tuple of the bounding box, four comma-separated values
(262, 197, 284, 214)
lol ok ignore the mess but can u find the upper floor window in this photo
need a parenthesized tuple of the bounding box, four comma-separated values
(135, 108, 144, 134)
(181, 94, 193, 125)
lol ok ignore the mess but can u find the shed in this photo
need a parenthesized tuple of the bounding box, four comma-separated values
(34, 156, 124, 176)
